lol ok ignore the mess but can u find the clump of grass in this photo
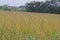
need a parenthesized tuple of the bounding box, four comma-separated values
(25, 33, 36, 40)
(56, 32, 60, 40)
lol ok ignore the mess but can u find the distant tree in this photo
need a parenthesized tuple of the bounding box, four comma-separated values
(25, 1, 36, 12)
(2, 5, 8, 10)
(50, 0, 57, 3)
(0, 5, 20, 11)
(25, 1, 44, 12)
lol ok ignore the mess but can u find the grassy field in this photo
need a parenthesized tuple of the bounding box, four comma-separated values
(0, 11, 60, 40)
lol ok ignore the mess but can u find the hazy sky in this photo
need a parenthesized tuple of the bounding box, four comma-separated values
(0, 0, 46, 7)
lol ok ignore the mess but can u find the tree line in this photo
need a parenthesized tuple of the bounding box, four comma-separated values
(0, 0, 60, 14)
(25, 0, 60, 14)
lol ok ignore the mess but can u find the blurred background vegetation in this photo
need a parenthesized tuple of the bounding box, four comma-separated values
(0, 0, 60, 14)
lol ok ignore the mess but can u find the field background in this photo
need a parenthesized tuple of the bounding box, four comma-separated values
(0, 11, 60, 40)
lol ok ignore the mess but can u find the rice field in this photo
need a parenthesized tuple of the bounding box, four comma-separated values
(0, 11, 60, 40)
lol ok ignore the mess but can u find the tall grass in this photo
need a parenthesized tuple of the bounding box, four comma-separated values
(0, 11, 60, 40)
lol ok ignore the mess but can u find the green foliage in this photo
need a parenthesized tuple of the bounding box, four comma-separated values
(0, 5, 20, 11)
(25, 0, 60, 14)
